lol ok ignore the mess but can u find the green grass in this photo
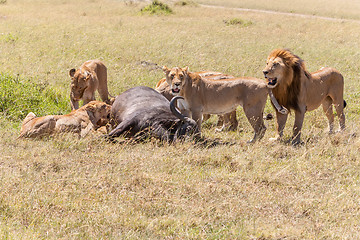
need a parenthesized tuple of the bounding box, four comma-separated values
(0, 73, 68, 125)
(1, 0, 360, 239)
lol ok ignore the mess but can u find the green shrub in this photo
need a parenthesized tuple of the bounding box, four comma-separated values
(141, 0, 173, 15)
(224, 18, 253, 27)
(0, 73, 69, 123)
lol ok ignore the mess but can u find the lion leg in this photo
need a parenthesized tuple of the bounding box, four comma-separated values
(98, 83, 110, 103)
(292, 109, 306, 145)
(217, 115, 224, 127)
(270, 111, 288, 142)
(82, 90, 96, 106)
(322, 97, 334, 134)
(80, 122, 95, 138)
(192, 111, 203, 132)
(244, 108, 266, 143)
(228, 110, 238, 131)
(70, 96, 79, 110)
(334, 100, 346, 131)
(202, 114, 211, 122)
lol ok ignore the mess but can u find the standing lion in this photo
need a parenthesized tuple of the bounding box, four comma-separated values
(69, 60, 111, 110)
(263, 49, 346, 145)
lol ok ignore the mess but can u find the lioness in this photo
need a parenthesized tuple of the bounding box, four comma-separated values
(263, 49, 346, 145)
(69, 60, 111, 110)
(19, 101, 111, 138)
(163, 66, 269, 143)
(156, 71, 238, 131)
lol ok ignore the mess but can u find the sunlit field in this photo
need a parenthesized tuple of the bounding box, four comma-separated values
(1, 0, 360, 239)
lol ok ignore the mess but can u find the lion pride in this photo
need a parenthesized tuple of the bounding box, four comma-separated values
(69, 60, 111, 110)
(18, 101, 111, 138)
(156, 71, 238, 131)
(263, 49, 346, 145)
(163, 66, 269, 143)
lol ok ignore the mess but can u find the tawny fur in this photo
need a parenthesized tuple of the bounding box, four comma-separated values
(19, 101, 111, 138)
(69, 60, 111, 110)
(163, 67, 268, 143)
(156, 71, 238, 131)
(263, 49, 346, 144)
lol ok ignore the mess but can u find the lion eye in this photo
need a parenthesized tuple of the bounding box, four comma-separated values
(179, 75, 183, 80)
(170, 74, 175, 79)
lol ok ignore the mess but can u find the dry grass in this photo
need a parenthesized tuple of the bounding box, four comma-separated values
(1, 0, 360, 239)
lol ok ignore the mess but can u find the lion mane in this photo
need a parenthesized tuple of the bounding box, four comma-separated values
(268, 49, 311, 112)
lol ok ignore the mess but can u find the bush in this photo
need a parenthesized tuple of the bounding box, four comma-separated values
(141, 0, 173, 15)
(0, 73, 69, 123)
(174, 0, 198, 6)
(224, 18, 253, 27)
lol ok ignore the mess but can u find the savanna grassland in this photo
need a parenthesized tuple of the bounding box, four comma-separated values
(1, 0, 360, 239)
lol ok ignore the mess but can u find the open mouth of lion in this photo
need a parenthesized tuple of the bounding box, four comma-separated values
(172, 88, 180, 94)
(267, 77, 278, 88)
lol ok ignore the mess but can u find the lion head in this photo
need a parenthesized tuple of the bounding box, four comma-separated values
(83, 101, 111, 129)
(162, 66, 189, 95)
(262, 49, 310, 111)
(69, 67, 92, 101)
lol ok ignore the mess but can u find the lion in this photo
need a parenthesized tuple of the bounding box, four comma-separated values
(69, 60, 112, 110)
(162, 66, 269, 143)
(18, 101, 112, 138)
(156, 71, 238, 131)
(262, 49, 346, 145)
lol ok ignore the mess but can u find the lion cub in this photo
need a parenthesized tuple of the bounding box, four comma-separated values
(163, 66, 269, 143)
(69, 60, 111, 110)
(19, 101, 111, 138)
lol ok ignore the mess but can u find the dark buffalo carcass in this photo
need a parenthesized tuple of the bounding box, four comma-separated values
(107, 86, 199, 142)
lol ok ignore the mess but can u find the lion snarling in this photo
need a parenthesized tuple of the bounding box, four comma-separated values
(69, 60, 111, 110)
(263, 49, 346, 145)
(156, 71, 238, 131)
(163, 66, 269, 143)
(18, 101, 111, 138)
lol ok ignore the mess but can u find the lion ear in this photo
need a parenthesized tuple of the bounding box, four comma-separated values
(183, 66, 189, 74)
(85, 104, 96, 112)
(162, 66, 170, 74)
(69, 69, 76, 78)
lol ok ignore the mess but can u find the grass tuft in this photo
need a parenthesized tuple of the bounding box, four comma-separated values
(224, 17, 253, 27)
(141, 0, 173, 15)
(174, 0, 198, 6)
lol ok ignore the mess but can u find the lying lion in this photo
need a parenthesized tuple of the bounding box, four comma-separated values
(263, 49, 346, 145)
(163, 66, 269, 143)
(69, 60, 112, 110)
(156, 71, 238, 131)
(18, 101, 111, 138)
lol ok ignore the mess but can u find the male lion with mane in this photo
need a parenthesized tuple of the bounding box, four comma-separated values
(263, 49, 346, 145)
(69, 60, 111, 110)
(19, 101, 111, 138)
(163, 66, 269, 143)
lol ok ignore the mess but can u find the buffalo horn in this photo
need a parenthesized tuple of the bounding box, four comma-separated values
(170, 96, 186, 121)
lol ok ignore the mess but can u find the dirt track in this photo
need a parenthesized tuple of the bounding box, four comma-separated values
(200, 4, 360, 23)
